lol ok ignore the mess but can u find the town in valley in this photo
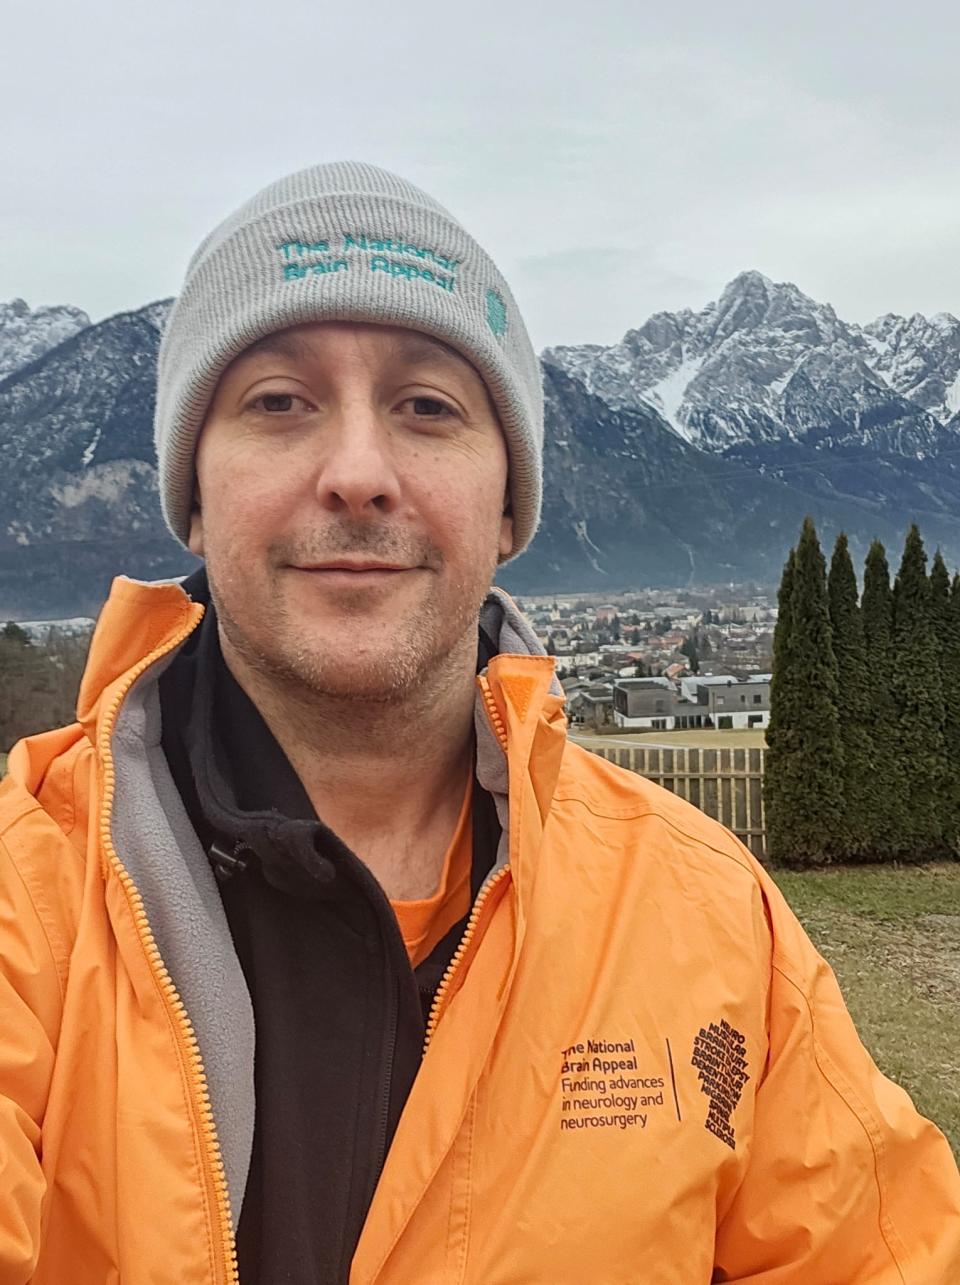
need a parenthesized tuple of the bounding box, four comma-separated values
(514, 583, 775, 738)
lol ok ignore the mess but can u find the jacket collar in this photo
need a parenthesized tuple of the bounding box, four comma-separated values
(76, 574, 204, 746)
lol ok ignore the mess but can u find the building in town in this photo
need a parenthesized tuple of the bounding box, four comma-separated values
(612, 675, 771, 731)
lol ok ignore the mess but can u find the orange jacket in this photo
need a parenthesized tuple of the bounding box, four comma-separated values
(1, 575, 959, 1284)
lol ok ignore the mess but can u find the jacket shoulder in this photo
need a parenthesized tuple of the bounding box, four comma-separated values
(0, 729, 93, 994)
(556, 740, 759, 873)
(552, 741, 847, 987)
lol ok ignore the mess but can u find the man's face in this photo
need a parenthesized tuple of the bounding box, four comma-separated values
(189, 321, 513, 701)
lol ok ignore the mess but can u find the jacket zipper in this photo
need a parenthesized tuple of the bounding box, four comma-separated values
(422, 864, 511, 1054)
(98, 613, 239, 1285)
(477, 672, 508, 750)
(423, 673, 511, 1054)
(374, 972, 400, 1175)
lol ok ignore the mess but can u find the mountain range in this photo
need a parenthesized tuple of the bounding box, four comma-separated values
(2, 272, 960, 616)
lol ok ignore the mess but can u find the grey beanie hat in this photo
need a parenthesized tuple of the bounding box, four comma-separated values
(155, 160, 543, 557)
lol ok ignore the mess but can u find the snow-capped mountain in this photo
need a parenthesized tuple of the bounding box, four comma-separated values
(543, 271, 960, 457)
(0, 298, 194, 616)
(865, 309, 960, 417)
(0, 298, 91, 382)
(505, 361, 960, 596)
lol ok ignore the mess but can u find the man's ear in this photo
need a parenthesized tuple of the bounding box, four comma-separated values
(187, 482, 204, 557)
(498, 487, 514, 561)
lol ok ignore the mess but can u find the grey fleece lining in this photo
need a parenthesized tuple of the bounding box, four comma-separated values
(106, 585, 552, 1224)
(475, 588, 559, 877)
(475, 591, 562, 873)
(111, 656, 255, 1228)
(480, 586, 561, 695)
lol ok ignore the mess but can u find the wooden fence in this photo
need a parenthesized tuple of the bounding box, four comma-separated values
(586, 745, 767, 859)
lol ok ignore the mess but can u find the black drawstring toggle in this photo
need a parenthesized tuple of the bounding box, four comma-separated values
(209, 838, 254, 883)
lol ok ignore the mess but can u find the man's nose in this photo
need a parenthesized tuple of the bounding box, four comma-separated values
(313, 405, 402, 518)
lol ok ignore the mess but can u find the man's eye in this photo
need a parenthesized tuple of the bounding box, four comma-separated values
(409, 397, 453, 417)
(252, 393, 299, 413)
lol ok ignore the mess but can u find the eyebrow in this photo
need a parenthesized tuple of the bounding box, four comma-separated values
(237, 331, 316, 364)
(387, 332, 470, 370)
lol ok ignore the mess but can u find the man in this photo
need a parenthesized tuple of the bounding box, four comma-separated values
(0, 161, 958, 1284)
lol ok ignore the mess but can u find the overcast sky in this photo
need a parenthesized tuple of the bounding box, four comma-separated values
(4, 0, 958, 349)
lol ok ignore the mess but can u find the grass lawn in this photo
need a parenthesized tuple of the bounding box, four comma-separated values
(772, 862, 960, 1162)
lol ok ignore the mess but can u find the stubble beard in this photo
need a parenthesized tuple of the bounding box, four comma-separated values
(207, 528, 498, 708)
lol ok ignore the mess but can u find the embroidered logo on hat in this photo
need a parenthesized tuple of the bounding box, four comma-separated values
(486, 288, 508, 337)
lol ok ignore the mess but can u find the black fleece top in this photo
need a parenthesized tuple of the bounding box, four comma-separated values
(158, 569, 500, 1284)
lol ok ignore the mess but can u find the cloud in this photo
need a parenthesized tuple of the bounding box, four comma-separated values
(513, 249, 712, 349)
(3, 0, 958, 344)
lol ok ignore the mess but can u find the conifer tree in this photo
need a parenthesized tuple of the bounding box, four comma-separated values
(891, 525, 947, 858)
(930, 550, 951, 624)
(860, 540, 901, 857)
(771, 553, 795, 666)
(764, 547, 795, 862)
(765, 551, 795, 739)
(934, 559, 960, 853)
(827, 533, 874, 859)
(929, 550, 951, 708)
(764, 519, 844, 865)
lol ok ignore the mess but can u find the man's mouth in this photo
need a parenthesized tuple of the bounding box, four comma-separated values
(294, 560, 414, 573)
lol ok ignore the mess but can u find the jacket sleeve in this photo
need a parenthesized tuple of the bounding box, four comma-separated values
(713, 868, 960, 1283)
(0, 836, 59, 1283)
